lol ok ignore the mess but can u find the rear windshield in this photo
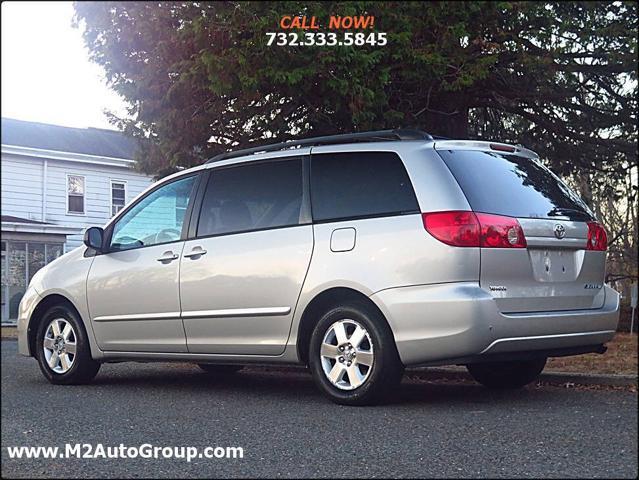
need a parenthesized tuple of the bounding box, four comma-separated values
(438, 150, 594, 221)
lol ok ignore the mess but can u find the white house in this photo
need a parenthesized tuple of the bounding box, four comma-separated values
(1, 118, 153, 323)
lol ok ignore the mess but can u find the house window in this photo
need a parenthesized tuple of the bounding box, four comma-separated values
(111, 181, 127, 216)
(67, 175, 85, 214)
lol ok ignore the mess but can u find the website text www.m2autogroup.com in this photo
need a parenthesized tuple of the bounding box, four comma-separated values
(6, 444, 244, 463)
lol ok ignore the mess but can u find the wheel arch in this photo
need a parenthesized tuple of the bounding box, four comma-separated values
(296, 286, 396, 366)
(28, 294, 85, 357)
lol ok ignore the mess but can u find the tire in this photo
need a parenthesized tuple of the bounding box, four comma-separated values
(466, 358, 547, 389)
(35, 304, 100, 385)
(197, 364, 244, 375)
(308, 301, 403, 406)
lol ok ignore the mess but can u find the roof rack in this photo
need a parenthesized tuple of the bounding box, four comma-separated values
(205, 129, 434, 163)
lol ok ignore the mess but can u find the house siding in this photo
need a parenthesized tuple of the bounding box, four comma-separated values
(1, 151, 153, 251)
(0, 155, 44, 222)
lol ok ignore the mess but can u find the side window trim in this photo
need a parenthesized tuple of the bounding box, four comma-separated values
(187, 169, 210, 240)
(179, 172, 204, 240)
(191, 156, 311, 240)
(300, 155, 312, 224)
(101, 172, 202, 254)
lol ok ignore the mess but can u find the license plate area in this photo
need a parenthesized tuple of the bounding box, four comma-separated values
(529, 249, 580, 282)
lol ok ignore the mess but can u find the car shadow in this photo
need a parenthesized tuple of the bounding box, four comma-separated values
(84, 363, 540, 407)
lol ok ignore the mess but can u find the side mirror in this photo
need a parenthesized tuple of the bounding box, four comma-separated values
(83, 227, 104, 252)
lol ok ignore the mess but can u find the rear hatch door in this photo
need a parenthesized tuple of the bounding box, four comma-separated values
(436, 143, 606, 313)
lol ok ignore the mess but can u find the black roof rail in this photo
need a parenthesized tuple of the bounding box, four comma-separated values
(205, 129, 433, 164)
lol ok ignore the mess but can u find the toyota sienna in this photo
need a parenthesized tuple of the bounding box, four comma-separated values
(17, 129, 620, 405)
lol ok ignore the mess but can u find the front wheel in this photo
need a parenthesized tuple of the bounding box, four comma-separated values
(309, 302, 403, 406)
(35, 305, 100, 385)
(466, 358, 547, 389)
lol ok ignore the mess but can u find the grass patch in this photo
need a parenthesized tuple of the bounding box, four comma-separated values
(546, 333, 637, 376)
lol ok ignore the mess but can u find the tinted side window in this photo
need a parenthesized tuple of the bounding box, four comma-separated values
(197, 159, 304, 237)
(438, 150, 594, 221)
(311, 152, 419, 222)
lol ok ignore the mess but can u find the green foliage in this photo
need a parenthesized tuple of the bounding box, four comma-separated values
(74, 0, 637, 181)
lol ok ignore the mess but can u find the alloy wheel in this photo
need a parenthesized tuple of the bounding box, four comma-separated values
(320, 319, 374, 390)
(43, 318, 77, 374)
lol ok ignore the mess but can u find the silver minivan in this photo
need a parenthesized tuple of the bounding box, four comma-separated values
(17, 130, 620, 405)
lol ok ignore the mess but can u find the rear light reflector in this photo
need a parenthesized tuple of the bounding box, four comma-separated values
(586, 222, 607, 251)
(422, 211, 527, 248)
(489, 143, 516, 152)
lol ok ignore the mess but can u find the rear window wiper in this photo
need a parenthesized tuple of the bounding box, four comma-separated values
(547, 207, 591, 219)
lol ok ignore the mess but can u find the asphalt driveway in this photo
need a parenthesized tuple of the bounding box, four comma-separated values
(1, 340, 637, 478)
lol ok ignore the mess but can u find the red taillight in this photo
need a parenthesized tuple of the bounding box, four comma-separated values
(422, 211, 527, 248)
(586, 222, 607, 251)
(421, 211, 480, 247)
(475, 213, 527, 248)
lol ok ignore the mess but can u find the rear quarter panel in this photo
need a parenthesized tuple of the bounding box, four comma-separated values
(287, 142, 480, 349)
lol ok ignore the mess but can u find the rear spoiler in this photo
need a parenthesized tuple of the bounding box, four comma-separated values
(433, 140, 539, 159)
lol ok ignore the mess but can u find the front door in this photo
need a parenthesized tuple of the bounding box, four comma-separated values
(87, 174, 198, 352)
(180, 157, 313, 355)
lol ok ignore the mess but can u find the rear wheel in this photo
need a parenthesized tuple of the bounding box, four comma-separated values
(35, 305, 100, 385)
(197, 364, 244, 375)
(309, 302, 403, 406)
(466, 358, 547, 389)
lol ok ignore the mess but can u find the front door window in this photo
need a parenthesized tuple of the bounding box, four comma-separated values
(110, 176, 196, 251)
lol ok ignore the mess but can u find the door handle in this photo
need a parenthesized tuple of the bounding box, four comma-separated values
(184, 247, 207, 259)
(156, 251, 179, 263)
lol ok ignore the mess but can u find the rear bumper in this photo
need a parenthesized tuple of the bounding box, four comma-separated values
(371, 283, 619, 366)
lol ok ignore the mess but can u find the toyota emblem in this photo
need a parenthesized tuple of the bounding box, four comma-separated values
(554, 224, 566, 239)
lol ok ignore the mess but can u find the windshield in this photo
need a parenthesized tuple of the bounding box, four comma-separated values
(437, 150, 594, 221)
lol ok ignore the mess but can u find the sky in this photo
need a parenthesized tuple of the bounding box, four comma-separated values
(1, 1, 128, 130)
